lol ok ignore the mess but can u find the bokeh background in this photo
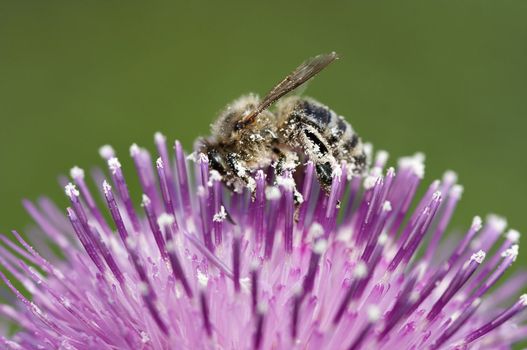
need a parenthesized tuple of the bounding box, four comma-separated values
(1, 0, 526, 280)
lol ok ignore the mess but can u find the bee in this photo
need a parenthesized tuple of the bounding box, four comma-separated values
(199, 52, 367, 194)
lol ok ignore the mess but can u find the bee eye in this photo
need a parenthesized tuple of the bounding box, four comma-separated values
(303, 129, 329, 155)
(208, 150, 228, 173)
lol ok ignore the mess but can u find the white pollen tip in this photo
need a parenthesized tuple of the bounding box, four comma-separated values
(126, 236, 137, 250)
(313, 239, 328, 255)
(519, 294, 527, 306)
(255, 170, 266, 181)
(208, 170, 222, 185)
(487, 214, 508, 233)
(292, 284, 304, 296)
(165, 241, 175, 252)
(108, 157, 122, 175)
(265, 186, 281, 200)
(363, 175, 379, 190)
(98, 144, 115, 159)
(506, 229, 521, 243)
(375, 150, 390, 166)
(197, 186, 206, 197)
(471, 216, 483, 231)
(450, 184, 464, 198)
(442, 170, 458, 184)
(156, 157, 164, 169)
(154, 132, 165, 143)
(472, 298, 482, 307)
(378, 233, 388, 245)
(308, 222, 325, 240)
(186, 152, 198, 162)
(331, 165, 343, 181)
(502, 244, 519, 261)
(197, 271, 209, 288)
(141, 194, 151, 207)
(213, 206, 227, 222)
(239, 277, 252, 294)
(471, 250, 486, 264)
(102, 180, 112, 195)
(382, 201, 392, 212)
(70, 166, 85, 179)
(345, 163, 356, 181)
(138, 282, 149, 295)
(398, 153, 426, 178)
(246, 177, 257, 192)
(64, 183, 79, 198)
(140, 331, 150, 344)
(254, 170, 267, 180)
(130, 143, 140, 156)
(367, 305, 381, 322)
(451, 310, 462, 321)
(354, 261, 368, 278)
(198, 153, 208, 164)
(257, 301, 269, 314)
(368, 165, 381, 177)
(294, 189, 304, 204)
(276, 176, 296, 190)
(363, 143, 373, 161)
(157, 213, 175, 227)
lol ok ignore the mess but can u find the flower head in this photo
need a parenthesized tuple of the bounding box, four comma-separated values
(0, 133, 525, 349)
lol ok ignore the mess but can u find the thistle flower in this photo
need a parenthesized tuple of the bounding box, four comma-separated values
(0, 132, 525, 350)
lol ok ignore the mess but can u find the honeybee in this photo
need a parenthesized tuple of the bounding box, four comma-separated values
(199, 52, 367, 194)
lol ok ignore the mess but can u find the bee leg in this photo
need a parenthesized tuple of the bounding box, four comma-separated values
(272, 147, 305, 221)
(224, 153, 252, 192)
(272, 147, 287, 176)
(315, 162, 333, 194)
(272, 147, 299, 176)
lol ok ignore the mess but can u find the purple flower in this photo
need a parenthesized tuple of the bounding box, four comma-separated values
(0, 132, 525, 349)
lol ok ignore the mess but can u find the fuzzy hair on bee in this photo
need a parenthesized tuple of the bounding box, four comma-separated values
(198, 52, 367, 194)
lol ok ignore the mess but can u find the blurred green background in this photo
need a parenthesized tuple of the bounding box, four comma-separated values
(1, 0, 526, 258)
(0, 1, 526, 346)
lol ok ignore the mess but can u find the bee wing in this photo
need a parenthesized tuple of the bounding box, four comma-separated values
(235, 52, 339, 130)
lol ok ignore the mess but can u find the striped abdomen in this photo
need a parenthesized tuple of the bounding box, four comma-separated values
(278, 97, 367, 177)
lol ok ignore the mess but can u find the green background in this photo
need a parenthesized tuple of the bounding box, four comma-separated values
(1, 0, 527, 278)
(0, 0, 526, 346)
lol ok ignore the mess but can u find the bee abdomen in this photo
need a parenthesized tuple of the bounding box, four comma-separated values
(295, 99, 334, 128)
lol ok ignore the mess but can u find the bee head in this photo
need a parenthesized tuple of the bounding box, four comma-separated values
(196, 138, 225, 172)
(211, 95, 262, 138)
(200, 142, 230, 176)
